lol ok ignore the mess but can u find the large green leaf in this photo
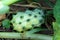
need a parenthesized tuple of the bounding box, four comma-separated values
(53, 0, 60, 40)
(54, 0, 60, 24)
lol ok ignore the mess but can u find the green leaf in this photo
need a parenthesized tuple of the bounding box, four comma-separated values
(27, 28, 47, 34)
(0, 4, 9, 14)
(54, 0, 60, 24)
(1, 0, 24, 5)
(2, 19, 10, 29)
(53, 0, 60, 40)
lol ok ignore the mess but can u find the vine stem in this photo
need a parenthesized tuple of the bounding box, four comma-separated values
(0, 32, 52, 40)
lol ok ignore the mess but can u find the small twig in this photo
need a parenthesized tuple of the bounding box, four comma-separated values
(13, 4, 53, 10)
(13, 4, 39, 8)
(29, 2, 42, 8)
(45, 22, 52, 31)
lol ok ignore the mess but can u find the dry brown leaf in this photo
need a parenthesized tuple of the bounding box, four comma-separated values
(0, 14, 6, 21)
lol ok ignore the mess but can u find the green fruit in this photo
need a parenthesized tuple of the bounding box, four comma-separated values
(11, 9, 44, 32)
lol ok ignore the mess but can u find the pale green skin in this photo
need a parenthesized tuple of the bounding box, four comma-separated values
(0, 0, 19, 14)
(11, 9, 44, 32)
(0, 3, 9, 14)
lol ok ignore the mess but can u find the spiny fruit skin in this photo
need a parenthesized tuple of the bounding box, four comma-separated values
(11, 9, 44, 32)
